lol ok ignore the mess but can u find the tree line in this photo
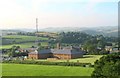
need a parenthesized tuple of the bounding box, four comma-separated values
(49, 32, 118, 55)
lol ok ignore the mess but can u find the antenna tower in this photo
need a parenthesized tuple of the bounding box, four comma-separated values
(36, 18, 38, 33)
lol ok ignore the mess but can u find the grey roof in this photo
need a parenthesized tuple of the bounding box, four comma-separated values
(29, 49, 51, 54)
(39, 49, 51, 54)
(29, 49, 83, 55)
(51, 49, 83, 54)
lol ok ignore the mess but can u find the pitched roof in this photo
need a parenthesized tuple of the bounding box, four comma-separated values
(29, 49, 51, 54)
(51, 49, 83, 54)
(29, 49, 83, 55)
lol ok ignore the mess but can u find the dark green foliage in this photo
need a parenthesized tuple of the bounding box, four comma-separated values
(7, 46, 28, 57)
(91, 53, 120, 78)
(59, 32, 91, 44)
(55, 32, 117, 55)
(37, 42, 41, 47)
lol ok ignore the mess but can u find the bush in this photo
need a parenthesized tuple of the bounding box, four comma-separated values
(91, 53, 120, 78)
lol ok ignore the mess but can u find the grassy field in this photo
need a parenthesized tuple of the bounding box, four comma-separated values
(3, 35, 48, 41)
(36, 55, 103, 65)
(0, 42, 48, 49)
(2, 35, 48, 46)
(2, 64, 94, 76)
(65, 55, 103, 64)
(1, 35, 49, 49)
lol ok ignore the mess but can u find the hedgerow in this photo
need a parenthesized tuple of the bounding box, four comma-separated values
(2, 60, 93, 67)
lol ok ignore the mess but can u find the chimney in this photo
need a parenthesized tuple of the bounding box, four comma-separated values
(57, 43, 61, 49)
(70, 45, 73, 50)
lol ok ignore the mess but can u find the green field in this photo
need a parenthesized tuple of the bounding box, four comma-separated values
(62, 55, 103, 64)
(0, 42, 48, 49)
(1, 43, 36, 49)
(3, 35, 48, 41)
(1, 35, 49, 50)
(36, 55, 103, 65)
(2, 35, 48, 46)
(2, 64, 94, 76)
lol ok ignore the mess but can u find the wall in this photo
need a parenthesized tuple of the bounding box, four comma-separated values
(53, 54, 71, 59)
(28, 54, 38, 59)
(28, 53, 83, 60)
(38, 53, 52, 59)
(71, 54, 83, 59)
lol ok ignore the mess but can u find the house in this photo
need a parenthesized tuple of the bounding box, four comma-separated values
(51, 49, 83, 59)
(110, 47, 120, 53)
(28, 43, 84, 60)
(18, 48, 38, 53)
(105, 43, 120, 53)
(28, 49, 52, 59)
(105, 46, 113, 52)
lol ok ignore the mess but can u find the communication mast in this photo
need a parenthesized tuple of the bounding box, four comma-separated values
(36, 18, 38, 33)
(35, 18, 39, 47)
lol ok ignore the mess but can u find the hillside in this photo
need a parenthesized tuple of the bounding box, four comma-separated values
(1, 26, 118, 37)
(40, 26, 118, 37)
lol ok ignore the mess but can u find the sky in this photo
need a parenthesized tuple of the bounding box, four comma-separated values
(0, 0, 119, 29)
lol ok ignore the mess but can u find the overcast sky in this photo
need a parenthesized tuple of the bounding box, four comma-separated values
(0, 0, 118, 29)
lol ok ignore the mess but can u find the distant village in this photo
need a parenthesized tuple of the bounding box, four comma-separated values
(2, 41, 119, 61)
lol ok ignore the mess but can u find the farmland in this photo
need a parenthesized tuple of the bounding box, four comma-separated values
(2, 64, 94, 76)
(0, 42, 48, 49)
(69, 55, 103, 64)
(36, 55, 103, 65)
(51, 55, 103, 65)
(2, 35, 48, 45)
(2, 55, 100, 76)
(3, 35, 48, 41)
(3, 35, 48, 42)
(1, 35, 49, 49)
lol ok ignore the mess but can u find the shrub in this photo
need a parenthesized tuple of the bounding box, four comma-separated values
(91, 53, 120, 78)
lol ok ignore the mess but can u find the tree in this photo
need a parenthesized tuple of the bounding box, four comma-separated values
(9, 46, 20, 57)
(38, 42, 41, 47)
(8, 52, 12, 57)
(59, 32, 91, 44)
(11, 47, 16, 57)
(91, 53, 120, 78)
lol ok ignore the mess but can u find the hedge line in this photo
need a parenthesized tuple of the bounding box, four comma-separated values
(2, 60, 94, 67)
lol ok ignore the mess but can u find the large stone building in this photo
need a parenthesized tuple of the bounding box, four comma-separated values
(28, 44, 84, 60)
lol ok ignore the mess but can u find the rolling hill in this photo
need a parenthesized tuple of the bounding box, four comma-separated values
(39, 26, 118, 37)
(1, 26, 118, 37)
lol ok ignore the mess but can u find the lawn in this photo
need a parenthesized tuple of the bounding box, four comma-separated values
(2, 64, 94, 76)
(36, 55, 103, 65)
